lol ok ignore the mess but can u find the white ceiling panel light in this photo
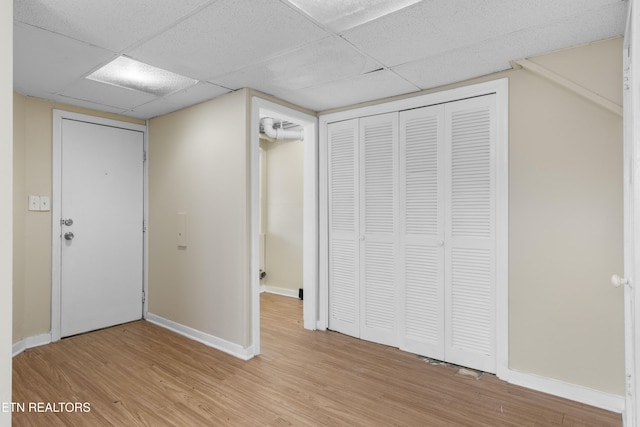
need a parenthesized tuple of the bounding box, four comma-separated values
(86, 56, 198, 97)
(286, 0, 422, 32)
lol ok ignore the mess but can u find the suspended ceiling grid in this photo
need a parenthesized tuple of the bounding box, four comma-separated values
(14, 0, 627, 119)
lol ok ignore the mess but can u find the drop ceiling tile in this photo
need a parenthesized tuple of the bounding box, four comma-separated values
(165, 82, 231, 107)
(343, 0, 623, 67)
(13, 0, 626, 119)
(514, 2, 627, 58)
(124, 98, 185, 120)
(59, 79, 157, 110)
(51, 94, 129, 115)
(284, 0, 422, 33)
(272, 69, 419, 112)
(14, 0, 213, 52)
(14, 23, 115, 96)
(392, 45, 512, 91)
(393, 2, 626, 90)
(211, 36, 381, 93)
(128, 0, 330, 81)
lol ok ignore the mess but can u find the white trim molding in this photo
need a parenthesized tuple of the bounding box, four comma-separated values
(511, 59, 622, 117)
(260, 285, 300, 299)
(623, 0, 640, 425)
(12, 333, 52, 358)
(506, 369, 625, 414)
(145, 313, 254, 361)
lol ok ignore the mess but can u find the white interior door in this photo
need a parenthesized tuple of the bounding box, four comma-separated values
(328, 118, 360, 338)
(444, 95, 497, 374)
(399, 105, 445, 359)
(60, 118, 144, 338)
(359, 113, 398, 347)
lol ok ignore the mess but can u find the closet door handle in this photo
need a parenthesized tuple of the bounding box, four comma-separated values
(437, 240, 444, 247)
(611, 274, 629, 287)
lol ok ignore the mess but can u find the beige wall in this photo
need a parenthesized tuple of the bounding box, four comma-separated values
(260, 137, 304, 293)
(12, 94, 144, 343)
(148, 89, 251, 347)
(322, 37, 624, 395)
(508, 39, 623, 394)
(1, 0, 12, 424)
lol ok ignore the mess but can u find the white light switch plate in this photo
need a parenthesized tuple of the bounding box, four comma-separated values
(28, 195, 40, 211)
(39, 196, 50, 211)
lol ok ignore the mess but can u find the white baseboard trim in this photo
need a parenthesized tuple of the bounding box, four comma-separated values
(12, 333, 52, 357)
(260, 285, 300, 299)
(505, 369, 624, 414)
(145, 313, 254, 361)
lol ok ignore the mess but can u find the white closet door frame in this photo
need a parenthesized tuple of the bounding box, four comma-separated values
(319, 78, 509, 379)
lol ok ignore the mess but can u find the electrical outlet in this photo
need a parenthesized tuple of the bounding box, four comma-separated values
(28, 195, 40, 211)
(40, 196, 50, 211)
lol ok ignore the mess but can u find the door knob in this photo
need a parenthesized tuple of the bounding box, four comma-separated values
(611, 274, 629, 287)
(64, 232, 74, 241)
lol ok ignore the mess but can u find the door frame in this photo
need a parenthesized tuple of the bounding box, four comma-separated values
(623, 0, 639, 424)
(318, 78, 509, 378)
(51, 110, 148, 341)
(250, 97, 318, 355)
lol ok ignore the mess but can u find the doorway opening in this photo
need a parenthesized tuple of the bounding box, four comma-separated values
(251, 98, 318, 356)
(258, 116, 304, 299)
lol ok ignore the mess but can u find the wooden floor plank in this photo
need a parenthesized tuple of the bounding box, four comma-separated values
(12, 293, 622, 426)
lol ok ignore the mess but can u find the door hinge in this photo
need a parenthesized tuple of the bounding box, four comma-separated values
(143, 220, 147, 233)
(142, 290, 146, 304)
(624, 66, 630, 92)
(143, 151, 147, 162)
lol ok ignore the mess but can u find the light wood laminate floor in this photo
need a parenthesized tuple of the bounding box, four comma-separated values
(13, 293, 621, 426)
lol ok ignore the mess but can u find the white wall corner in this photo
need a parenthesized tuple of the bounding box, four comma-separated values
(12, 333, 52, 358)
(145, 313, 255, 361)
(506, 369, 625, 414)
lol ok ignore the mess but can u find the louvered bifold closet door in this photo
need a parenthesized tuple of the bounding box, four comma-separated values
(359, 113, 398, 347)
(328, 119, 360, 338)
(444, 95, 497, 374)
(399, 106, 445, 359)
